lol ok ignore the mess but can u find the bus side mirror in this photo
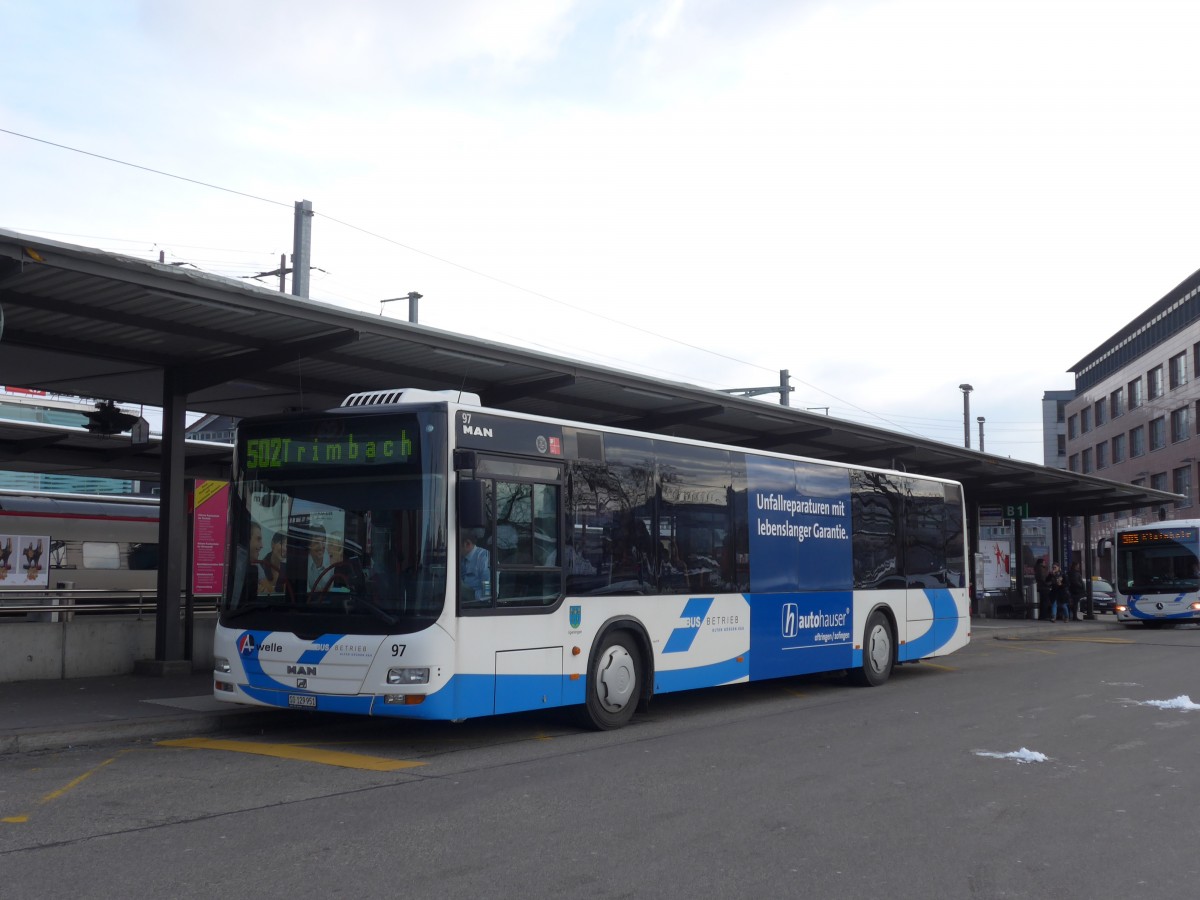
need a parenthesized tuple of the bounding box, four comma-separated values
(458, 480, 486, 529)
(453, 449, 477, 472)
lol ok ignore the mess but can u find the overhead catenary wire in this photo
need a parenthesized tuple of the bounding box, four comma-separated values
(2, 126, 1044, 443)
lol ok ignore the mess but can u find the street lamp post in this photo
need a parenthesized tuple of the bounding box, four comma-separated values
(977, 416, 986, 452)
(959, 384, 973, 448)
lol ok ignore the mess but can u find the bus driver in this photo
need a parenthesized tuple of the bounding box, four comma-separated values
(460, 529, 491, 605)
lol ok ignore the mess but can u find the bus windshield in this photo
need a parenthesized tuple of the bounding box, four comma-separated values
(1116, 526, 1200, 595)
(221, 410, 448, 635)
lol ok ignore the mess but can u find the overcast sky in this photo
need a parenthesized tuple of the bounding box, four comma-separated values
(4, 0, 1200, 463)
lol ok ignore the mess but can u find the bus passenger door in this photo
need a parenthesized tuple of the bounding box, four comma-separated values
(901, 479, 961, 661)
(456, 456, 564, 610)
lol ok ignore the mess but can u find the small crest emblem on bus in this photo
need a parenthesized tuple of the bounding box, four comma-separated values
(570, 605, 581, 628)
(237, 633, 256, 656)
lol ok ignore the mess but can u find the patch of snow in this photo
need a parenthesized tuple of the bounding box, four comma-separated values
(1138, 695, 1200, 711)
(973, 748, 1049, 764)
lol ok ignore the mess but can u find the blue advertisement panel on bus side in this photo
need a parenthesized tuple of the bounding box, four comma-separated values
(748, 592, 854, 678)
(744, 457, 855, 679)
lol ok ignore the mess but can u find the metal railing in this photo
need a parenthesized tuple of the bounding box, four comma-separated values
(0, 589, 219, 621)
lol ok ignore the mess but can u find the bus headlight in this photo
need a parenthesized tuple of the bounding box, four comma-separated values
(388, 667, 430, 685)
(214, 656, 231, 674)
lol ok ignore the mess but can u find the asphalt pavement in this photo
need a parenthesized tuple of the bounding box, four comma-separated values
(0, 614, 1120, 756)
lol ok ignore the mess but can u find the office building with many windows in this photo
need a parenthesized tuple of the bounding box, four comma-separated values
(1041, 389, 1072, 470)
(1065, 266, 1200, 571)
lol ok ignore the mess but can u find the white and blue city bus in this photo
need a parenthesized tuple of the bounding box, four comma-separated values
(1114, 521, 1200, 626)
(213, 388, 970, 729)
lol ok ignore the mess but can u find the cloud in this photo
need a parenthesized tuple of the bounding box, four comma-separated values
(6, 0, 1200, 464)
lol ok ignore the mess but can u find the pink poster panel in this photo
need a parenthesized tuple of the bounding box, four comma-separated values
(192, 480, 229, 595)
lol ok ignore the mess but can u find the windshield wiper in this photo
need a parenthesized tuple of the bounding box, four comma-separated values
(222, 600, 299, 622)
(347, 596, 398, 626)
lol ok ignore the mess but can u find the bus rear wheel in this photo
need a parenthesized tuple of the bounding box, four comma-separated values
(850, 610, 893, 687)
(582, 632, 641, 730)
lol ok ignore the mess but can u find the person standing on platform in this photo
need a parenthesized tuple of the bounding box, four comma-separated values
(1067, 560, 1086, 621)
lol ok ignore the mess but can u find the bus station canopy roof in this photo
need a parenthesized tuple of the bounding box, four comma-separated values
(0, 227, 1180, 518)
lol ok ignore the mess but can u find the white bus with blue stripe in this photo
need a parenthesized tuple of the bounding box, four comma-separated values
(213, 388, 969, 729)
(1114, 521, 1200, 626)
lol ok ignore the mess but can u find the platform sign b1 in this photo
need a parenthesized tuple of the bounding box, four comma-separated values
(1004, 502, 1030, 519)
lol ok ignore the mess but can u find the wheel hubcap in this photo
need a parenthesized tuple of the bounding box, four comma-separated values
(867, 624, 891, 674)
(596, 645, 635, 712)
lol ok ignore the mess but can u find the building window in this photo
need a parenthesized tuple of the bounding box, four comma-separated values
(1174, 466, 1193, 508)
(1171, 407, 1190, 443)
(1068, 414, 1079, 439)
(1112, 432, 1126, 463)
(1081, 407, 1092, 433)
(1056, 398, 1067, 423)
(1082, 448, 1093, 473)
(1170, 352, 1188, 390)
(1151, 472, 1168, 494)
(1094, 399, 1107, 427)
(1150, 416, 1166, 451)
(1096, 441, 1108, 469)
(1110, 387, 1124, 419)
(1129, 376, 1144, 409)
(1132, 477, 1146, 516)
(1057, 434, 1066, 456)
(1130, 425, 1146, 457)
(1148, 365, 1164, 401)
(1068, 454, 1079, 472)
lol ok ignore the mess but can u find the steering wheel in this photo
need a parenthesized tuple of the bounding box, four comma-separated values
(310, 559, 362, 606)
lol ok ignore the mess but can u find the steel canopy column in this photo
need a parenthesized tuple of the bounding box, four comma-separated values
(153, 369, 187, 664)
(1083, 515, 1095, 619)
(1013, 515, 1027, 618)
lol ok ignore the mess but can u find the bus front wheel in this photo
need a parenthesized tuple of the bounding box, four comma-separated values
(583, 632, 641, 730)
(850, 610, 894, 687)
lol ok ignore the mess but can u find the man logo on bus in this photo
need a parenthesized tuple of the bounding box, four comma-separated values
(238, 633, 256, 656)
(570, 605, 581, 629)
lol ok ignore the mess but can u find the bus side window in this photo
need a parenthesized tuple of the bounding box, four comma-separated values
(494, 480, 561, 607)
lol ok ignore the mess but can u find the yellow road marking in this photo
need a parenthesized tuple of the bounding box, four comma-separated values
(993, 641, 1057, 655)
(2, 753, 124, 825)
(159, 737, 426, 771)
(918, 661, 957, 671)
(40, 756, 121, 801)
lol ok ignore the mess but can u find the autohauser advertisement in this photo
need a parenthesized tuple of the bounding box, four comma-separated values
(745, 457, 853, 679)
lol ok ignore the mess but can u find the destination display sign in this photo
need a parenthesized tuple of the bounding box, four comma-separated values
(1118, 527, 1199, 546)
(241, 415, 419, 472)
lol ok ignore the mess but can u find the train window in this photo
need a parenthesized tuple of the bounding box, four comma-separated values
(82, 541, 120, 570)
(128, 543, 159, 570)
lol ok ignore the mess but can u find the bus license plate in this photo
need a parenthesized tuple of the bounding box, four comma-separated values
(288, 694, 317, 709)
